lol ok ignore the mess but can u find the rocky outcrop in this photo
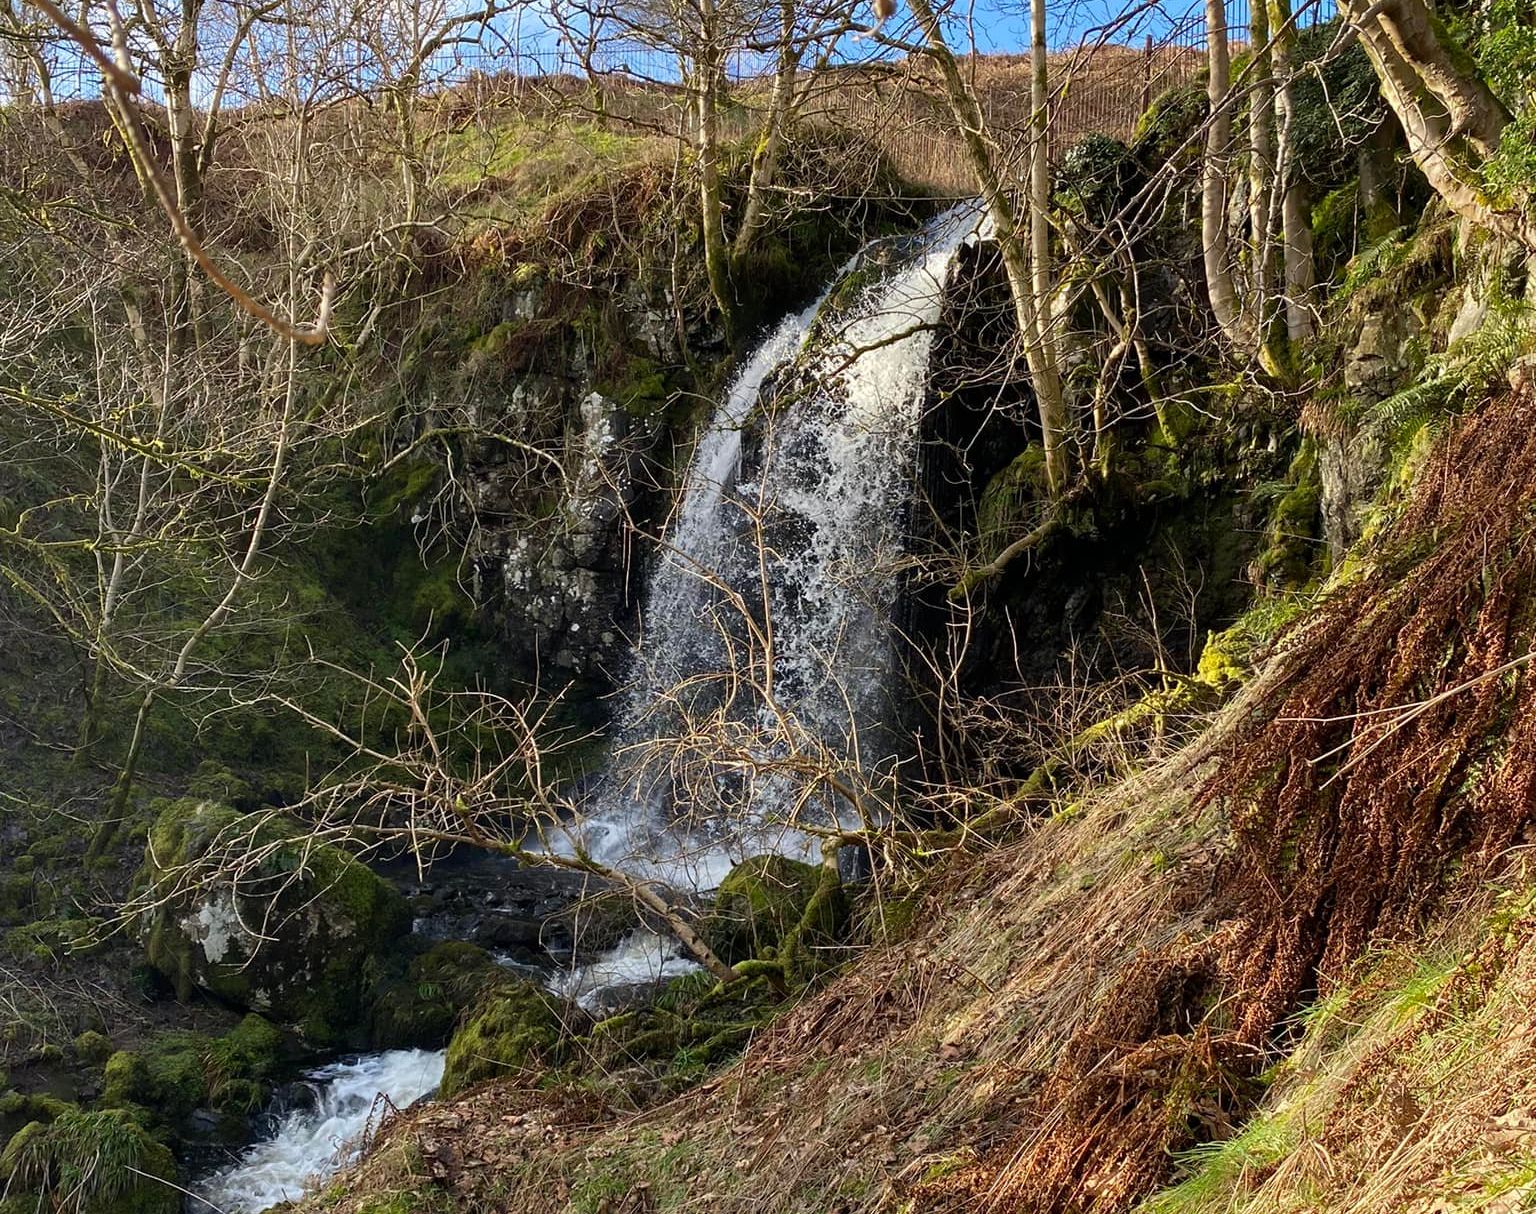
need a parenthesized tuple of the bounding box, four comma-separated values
(458, 268, 695, 692)
(141, 800, 411, 1046)
(480, 389, 656, 680)
(1316, 305, 1421, 563)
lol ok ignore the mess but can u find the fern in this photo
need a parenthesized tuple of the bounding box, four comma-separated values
(1367, 297, 1534, 444)
(1337, 227, 1410, 303)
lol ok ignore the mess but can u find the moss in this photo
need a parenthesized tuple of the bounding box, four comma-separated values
(100, 1036, 206, 1121)
(210, 1014, 284, 1081)
(1130, 84, 1207, 168)
(976, 445, 1051, 560)
(440, 981, 572, 1097)
(0, 1109, 179, 1214)
(70, 1032, 112, 1067)
(1310, 180, 1362, 284)
(595, 355, 670, 417)
(702, 855, 839, 967)
(356, 1192, 454, 1214)
(184, 760, 256, 808)
(1249, 440, 1323, 591)
(371, 942, 509, 1049)
(142, 800, 411, 1046)
(101, 1018, 283, 1124)
(3, 918, 99, 964)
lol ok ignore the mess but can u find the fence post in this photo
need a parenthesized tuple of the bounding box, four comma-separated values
(1141, 33, 1152, 116)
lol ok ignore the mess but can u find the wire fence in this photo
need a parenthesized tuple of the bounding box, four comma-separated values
(424, 0, 1340, 192)
(17, 0, 1340, 193)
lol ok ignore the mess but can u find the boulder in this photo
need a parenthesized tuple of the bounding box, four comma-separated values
(702, 855, 840, 966)
(369, 942, 509, 1049)
(141, 800, 411, 1045)
(439, 981, 577, 1097)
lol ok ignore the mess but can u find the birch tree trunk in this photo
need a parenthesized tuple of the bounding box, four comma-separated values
(732, 0, 799, 259)
(1271, 0, 1315, 344)
(1028, 0, 1068, 493)
(1247, 0, 1277, 340)
(1339, 0, 1536, 248)
(694, 0, 737, 347)
(1201, 0, 1246, 344)
(905, 0, 1070, 494)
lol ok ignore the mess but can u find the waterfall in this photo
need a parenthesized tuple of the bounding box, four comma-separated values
(559, 203, 984, 891)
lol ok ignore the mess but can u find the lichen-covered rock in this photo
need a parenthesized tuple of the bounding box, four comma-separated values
(703, 855, 839, 966)
(141, 800, 411, 1045)
(439, 981, 575, 1097)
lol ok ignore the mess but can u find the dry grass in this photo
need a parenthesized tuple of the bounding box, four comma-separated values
(290, 402, 1536, 1214)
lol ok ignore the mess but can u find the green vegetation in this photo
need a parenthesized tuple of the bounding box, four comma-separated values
(439, 982, 572, 1097)
(0, 1109, 179, 1214)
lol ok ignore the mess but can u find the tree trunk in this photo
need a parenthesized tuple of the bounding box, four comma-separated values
(906, 0, 1070, 494)
(1271, 0, 1315, 345)
(1340, 0, 1536, 247)
(1201, 0, 1246, 344)
(694, 6, 736, 347)
(1028, 0, 1069, 493)
(732, 0, 799, 259)
(1247, 0, 1277, 338)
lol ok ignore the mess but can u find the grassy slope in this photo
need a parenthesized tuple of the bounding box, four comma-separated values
(301, 369, 1536, 1214)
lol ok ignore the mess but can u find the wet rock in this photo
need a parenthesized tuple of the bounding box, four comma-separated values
(405, 857, 637, 965)
(140, 801, 411, 1046)
(370, 942, 510, 1049)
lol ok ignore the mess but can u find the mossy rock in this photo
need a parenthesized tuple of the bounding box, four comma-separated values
(370, 942, 509, 1049)
(439, 981, 573, 1097)
(101, 1035, 206, 1121)
(1250, 440, 1323, 590)
(0, 1091, 72, 1145)
(210, 1014, 284, 1080)
(1130, 84, 1207, 167)
(141, 800, 412, 1046)
(0, 1109, 179, 1214)
(702, 855, 837, 966)
(102, 1017, 284, 1125)
(71, 1031, 112, 1067)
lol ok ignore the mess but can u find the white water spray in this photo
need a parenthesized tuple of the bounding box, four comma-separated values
(561, 203, 985, 890)
(194, 1050, 445, 1214)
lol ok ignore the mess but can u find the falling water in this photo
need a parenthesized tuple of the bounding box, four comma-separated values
(561, 203, 985, 890)
(193, 1050, 445, 1213)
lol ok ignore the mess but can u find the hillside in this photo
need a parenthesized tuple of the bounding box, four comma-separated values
(3, 2, 1536, 1213)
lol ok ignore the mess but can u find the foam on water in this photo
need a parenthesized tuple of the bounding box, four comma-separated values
(194, 1049, 445, 1213)
(548, 931, 701, 1011)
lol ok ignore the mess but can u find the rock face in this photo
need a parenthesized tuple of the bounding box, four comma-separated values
(141, 800, 411, 1045)
(404, 856, 632, 964)
(0, 1109, 180, 1214)
(480, 389, 656, 680)
(1317, 305, 1424, 564)
(463, 273, 690, 693)
(369, 942, 508, 1049)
